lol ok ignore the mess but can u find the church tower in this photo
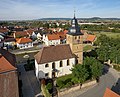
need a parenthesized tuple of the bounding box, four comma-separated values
(66, 13, 83, 64)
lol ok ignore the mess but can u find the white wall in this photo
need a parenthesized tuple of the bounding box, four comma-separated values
(17, 42, 33, 49)
(42, 34, 60, 46)
(35, 58, 75, 79)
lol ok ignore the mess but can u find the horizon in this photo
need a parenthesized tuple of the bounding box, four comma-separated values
(0, 0, 120, 20)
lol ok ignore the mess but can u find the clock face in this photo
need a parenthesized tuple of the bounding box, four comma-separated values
(70, 29, 76, 33)
(72, 20, 75, 23)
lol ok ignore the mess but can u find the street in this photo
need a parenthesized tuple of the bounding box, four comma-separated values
(62, 66, 120, 97)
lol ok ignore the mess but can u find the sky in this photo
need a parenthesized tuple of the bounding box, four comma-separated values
(0, 0, 120, 20)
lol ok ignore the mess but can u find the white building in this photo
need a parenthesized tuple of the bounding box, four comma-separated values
(34, 44, 75, 79)
(42, 34, 60, 46)
(16, 38, 33, 49)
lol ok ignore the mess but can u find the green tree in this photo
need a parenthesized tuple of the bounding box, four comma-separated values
(71, 64, 89, 88)
(90, 59, 103, 79)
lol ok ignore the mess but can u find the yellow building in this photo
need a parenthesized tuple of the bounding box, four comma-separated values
(66, 14, 83, 64)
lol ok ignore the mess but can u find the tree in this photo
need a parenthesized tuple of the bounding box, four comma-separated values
(71, 64, 89, 88)
(83, 57, 103, 80)
(90, 59, 103, 80)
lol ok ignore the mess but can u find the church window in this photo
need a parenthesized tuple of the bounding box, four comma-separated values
(75, 36, 77, 39)
(67, 60, 70, 66)
(45, 73, 49, 77)
(60, 61, 63, 67)
(45, 64, 49, 67)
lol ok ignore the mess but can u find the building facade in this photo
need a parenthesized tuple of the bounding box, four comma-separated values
(34, 44, 75, 79)
(42, 34, 60, 46)
(16, 38, 33, 49)
(66, 14, 83, 64)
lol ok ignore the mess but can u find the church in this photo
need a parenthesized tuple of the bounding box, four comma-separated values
(34, 14, 83, 79)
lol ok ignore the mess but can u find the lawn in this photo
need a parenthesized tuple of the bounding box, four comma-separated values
(94, 31, 120, 38)
(83, 45, 95, 52)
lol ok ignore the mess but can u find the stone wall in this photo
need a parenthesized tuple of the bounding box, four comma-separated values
(58, 80, 96, 96)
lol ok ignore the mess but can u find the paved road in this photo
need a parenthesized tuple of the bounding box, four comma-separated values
(62, 66, 120, 97)
(18, 63, 42, 97)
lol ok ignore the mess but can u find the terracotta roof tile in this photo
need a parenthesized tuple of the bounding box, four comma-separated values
(27, 29, 35, 35)
(0, 28, 9, 33)
(0, 48, 16, 67)
(0, 48, 17, 73)
(14, 31, 28, 38)
(86, 35, 96, 42)
(16, 38, 32, 44)
(63, 30, 68, 34)
(34, 44, 75, 64)
(0, 56, 16, 73)
(47, 34, 60, 40)
(103, 88, 120, 97)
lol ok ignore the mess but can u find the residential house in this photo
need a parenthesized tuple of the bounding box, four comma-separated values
(0, 27, 9, 35)
(82, 31, 96, 45)
(103, 88, 120, 97)
(34, 44, 75, 79)
(86, 34, 96, 44)
(13, 31, 28, 38)
(42, 34, 60, 46)
(0, 48, 19, 97)
(4, 37, 16, 48)
(16, 37, 33, 49)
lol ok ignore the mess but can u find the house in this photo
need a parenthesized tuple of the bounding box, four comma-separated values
(0, 27, 9, 35)
(86, 34, 96, 44)
(16, 37, 33, 49)
(0, 48, 19, 97)
(42, 34, 60, 46)
(103, 88, 120, 97)
(4, 37, 16, 48)
(13, 31, 28, 38)
(82, 31, 96, 44)
(34, 44, 75, 79)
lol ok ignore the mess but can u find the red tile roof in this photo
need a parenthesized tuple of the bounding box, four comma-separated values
(34, 44, 75, 64)
(63, 30, 68, 34)
(0, 28, 9, 33)
(103, 88, 120, 97)
(47, 34, 60, 40)
(16, 38, 32, 44)
(86, 35, 96, 42)
(14, 31, 28, 38)
(0, 48, 16, 67)
(0, 56, 16, 73)
(0, 48, 17, 73)
(27, 29, 35, 35)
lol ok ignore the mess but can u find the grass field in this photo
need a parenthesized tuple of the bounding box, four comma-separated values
(93, 31, 120, 38)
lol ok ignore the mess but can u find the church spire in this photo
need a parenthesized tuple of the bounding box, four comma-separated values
(74, 7, 76, 18)
(74, 9, 76, 18)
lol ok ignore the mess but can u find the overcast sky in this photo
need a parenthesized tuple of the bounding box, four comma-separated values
(0, 0, 120, 20)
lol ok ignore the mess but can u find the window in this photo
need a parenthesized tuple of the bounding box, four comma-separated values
(52, 62, 55, 69)
(75, 36, 76, 39)
(67, 60, 69, 66)
(45, 73, 49, 77)
(45, 64, 49, 67)
(60, 61, 63, 67)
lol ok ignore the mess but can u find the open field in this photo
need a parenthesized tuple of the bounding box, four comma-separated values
(93, 31, 120, 38)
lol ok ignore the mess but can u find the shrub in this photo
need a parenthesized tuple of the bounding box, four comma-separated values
(46, 83, 52, 90)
